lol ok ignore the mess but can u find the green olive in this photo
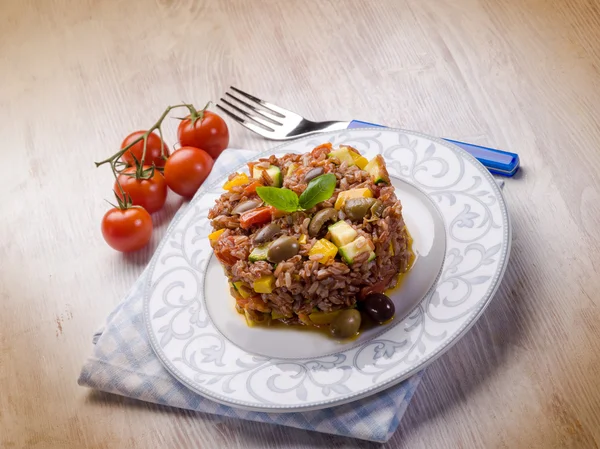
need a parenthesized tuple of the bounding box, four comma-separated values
(329, 309, 361, 338)
(369, 200, 385, 218)
(254, 223, 281, 243)
(344, 198, 377, 221)
(267, 235, 299, 263)
(308, 208, 338, 237)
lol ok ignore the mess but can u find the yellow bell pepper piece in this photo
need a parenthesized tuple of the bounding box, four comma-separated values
(353, 155, 369, 169)
(298, 234, 307, 244)
(308, 238, 338, 264)
(338, 145, 369, 169)
(334, 188, 373, 210)
(348, 151, 369, 169)
(208, 228, 225, 242)
(253, 275, 275, 293)
(223, 172, 250, 191)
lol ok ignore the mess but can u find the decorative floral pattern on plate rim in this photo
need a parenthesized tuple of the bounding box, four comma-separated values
(144, 128, 511, 412)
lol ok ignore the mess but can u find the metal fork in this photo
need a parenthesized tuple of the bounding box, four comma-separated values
(217, 86, 350, 140)
(217, 86, 520, 176)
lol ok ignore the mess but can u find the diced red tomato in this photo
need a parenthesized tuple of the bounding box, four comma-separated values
(244, 180, 263, 195)
(310, 142, 333, 158)
(239, 207, 272, 229)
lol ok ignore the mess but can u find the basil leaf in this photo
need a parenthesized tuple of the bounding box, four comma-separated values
(298, 173, 337, 210)
(256, 187, 299, 212)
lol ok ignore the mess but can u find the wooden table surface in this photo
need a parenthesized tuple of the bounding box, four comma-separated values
(2, 0, 600, 447)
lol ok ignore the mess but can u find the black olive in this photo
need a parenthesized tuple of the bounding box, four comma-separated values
(254, 223, 281, 243)
(304, 166, 324, 183)
(231, 199, 262, 215)
(363, 293, 395, 323)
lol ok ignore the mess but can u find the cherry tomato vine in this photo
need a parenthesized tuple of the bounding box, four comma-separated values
(95, 102, 210, 192)
(96, 101, 228, 252)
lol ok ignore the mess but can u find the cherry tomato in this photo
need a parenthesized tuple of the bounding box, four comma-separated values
(114, 166, 168, 214)
(163, 146, 214, 198)
(177, 111, 229, 159)
(101, 207, 153, 252)
(121, 131, 170, 168)
(239, 207, 272, 229)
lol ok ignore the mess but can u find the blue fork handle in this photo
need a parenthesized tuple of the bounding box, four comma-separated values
(348, 120, 520, 177)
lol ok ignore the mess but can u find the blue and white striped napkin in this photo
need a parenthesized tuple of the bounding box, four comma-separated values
(78, 147, 423, 443)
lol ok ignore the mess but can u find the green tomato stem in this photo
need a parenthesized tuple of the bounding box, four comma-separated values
(94, 103, 195, 168)
(96, 102, 202, 209)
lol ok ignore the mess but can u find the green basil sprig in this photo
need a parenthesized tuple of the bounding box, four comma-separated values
(298, 173, 336, 209)
(255, 187, 299, 213)
(256, 173, 337, 212)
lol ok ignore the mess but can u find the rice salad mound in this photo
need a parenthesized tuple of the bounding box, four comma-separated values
(208, 143, 411, 332)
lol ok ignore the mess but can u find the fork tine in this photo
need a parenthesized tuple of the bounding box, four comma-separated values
(230, 86, 290, 118)
(216, 104, 274, 137)
(225, 92, 283, 125)
(219, 98, 277, 130)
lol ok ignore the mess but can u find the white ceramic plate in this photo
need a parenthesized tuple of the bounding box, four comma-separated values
(144, 129, 511, 412)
